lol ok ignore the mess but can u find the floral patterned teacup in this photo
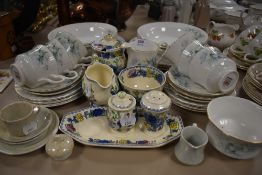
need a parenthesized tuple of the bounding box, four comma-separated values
(188, 47, 239, 93)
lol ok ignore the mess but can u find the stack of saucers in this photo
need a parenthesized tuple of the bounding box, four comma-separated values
(242, 63, 262, 106)
(164, 68, 236, 113)
(14, 66, 84, 107)
(0, 106, 59, 155)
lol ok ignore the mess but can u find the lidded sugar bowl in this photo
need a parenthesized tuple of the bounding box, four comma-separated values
(91, 34, 126, 74)
(140, 90, 171, 132)
(107, 91, 137, 132)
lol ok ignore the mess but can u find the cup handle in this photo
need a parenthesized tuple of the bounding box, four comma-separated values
(243, 53, 261, 63)
(256, 72, 262, 81)
(207, 21, 215, 34)
(62, 70, 78, 80)
(79, 56, 92, 63)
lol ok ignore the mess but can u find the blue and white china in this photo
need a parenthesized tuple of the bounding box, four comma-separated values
(165, 32, 196, 66)
(82, 62, 119, 105)
(91, 34, 126, 74)
(188, 46, 239, 93)
(140, 91, 171, 132)
(118, 66, 166, 100)
(10, 45, 77, 88)
(48, 22, 118, 45)
(175, 123, 208, 165)
(178, 40, 204, 75)
(124, 38, 159, 67)
(207, 96, 262, 159)
(137, 22, 208, 46)
(52, 31, 88, 64)
(107, 91, 136, 132)
(59, 106, 183, 148)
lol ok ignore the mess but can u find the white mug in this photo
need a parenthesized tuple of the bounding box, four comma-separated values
(174, 123, 208, 165)
(188, 47, 239, 93)
(10, 45, 78, 88)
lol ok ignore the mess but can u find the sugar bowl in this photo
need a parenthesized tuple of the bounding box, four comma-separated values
(107, 91, 136, 132)
(140, 90, 171, 132)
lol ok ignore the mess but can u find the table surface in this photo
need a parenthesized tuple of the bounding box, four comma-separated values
(0, 55, 262, 175)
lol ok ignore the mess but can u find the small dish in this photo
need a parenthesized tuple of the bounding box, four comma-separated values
(59, 106, 183, 148)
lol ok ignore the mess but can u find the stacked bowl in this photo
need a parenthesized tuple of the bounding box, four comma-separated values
(10, 32, 87, 107)
(223, 25, 262, 70)
(242, 63, 262, 106)
(163, 35, 238, 112)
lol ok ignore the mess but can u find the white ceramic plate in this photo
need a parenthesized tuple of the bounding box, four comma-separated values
(48, 22, 118, 44)
(0, 109, 59, 155)
(137, 22, 208, 45)
(59, 106, 183, 148)
(242, 77, 262, 106)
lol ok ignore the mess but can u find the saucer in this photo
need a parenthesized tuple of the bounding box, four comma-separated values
(59, 106, 183, 148)
(0, 109, 59, 155)
(0, 107, 52, 144)
(167, 68, 227, 98)
(20, 66, 84, 94)
(242, 77, 262, 106)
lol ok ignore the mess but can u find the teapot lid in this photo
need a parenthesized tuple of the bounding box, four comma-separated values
(91, 34, 122, 52)
(108, 91, 136, 111)
(140, 91, 171, 113)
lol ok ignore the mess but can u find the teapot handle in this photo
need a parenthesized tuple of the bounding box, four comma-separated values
(207, 21, 215, 33)
(240, 9, 248, 27)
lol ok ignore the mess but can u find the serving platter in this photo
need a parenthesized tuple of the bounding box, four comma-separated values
(59, 106, 183, 148)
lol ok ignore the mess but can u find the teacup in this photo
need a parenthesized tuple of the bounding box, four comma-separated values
(178, 40, 205, 75)
(165, 32, 195, 65)
(174, 123, 208, 165)
(0, 102, 48, 137)
(140, 91, 171, 132)
(52, 31, 88, 64)
(188, 47, 239, 93)
(243, 32, 262, 63)
(10, 45, 78, 88)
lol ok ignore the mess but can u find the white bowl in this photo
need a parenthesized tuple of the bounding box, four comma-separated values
(137, 22, 208, 45)
(48, 22, 118, 45)
(207, 96, 262, 159)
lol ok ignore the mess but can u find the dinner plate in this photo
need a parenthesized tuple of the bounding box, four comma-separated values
(59, 106, 183, 148)
(48, 22, 118, 45)
(0, 109, 59, 155)
(137, 22, 208, 45)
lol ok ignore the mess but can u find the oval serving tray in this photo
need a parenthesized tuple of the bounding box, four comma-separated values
(59, 106, 183, 148)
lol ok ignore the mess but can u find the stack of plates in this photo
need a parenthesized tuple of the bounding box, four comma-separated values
(164, 67, 236, 113)
(223, 47, 255, 71)
(15, 66, 84, 107)
(242, 63, 262, 106)
(0, 108, 59, 155)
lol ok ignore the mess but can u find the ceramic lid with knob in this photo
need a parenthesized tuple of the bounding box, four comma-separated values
(140, 90, 171, 113)
(91, 34, 122, 52)
(108, 91, 136, 111)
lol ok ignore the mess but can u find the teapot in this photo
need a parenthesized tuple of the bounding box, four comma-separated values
(90, 34, 126, 74)
(208, 21, 239, 50)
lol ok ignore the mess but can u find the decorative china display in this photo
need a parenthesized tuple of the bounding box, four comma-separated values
(207, 21, 239, 50)
(82, 62, 119, 105)
(48, 22, 118, 46)
(0, 107, 59, 155)
(123, 38, 159, 67)
(59, 106, 184, 148)
(140, 91, 171, 132)
(45, 134, 74, 160)
(107, 91, 137, 132)
(174, 123, 208, 165)
(207, 96, 262, 159)
(137, 22, 208, 45)
(90, 34, 126, 74)
(118, 66, 166, 100)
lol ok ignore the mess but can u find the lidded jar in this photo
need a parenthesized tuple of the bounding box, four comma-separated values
(91, 34, 126, 74)
(107, 91, 136, 132)
(140, 90, 171, 132)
